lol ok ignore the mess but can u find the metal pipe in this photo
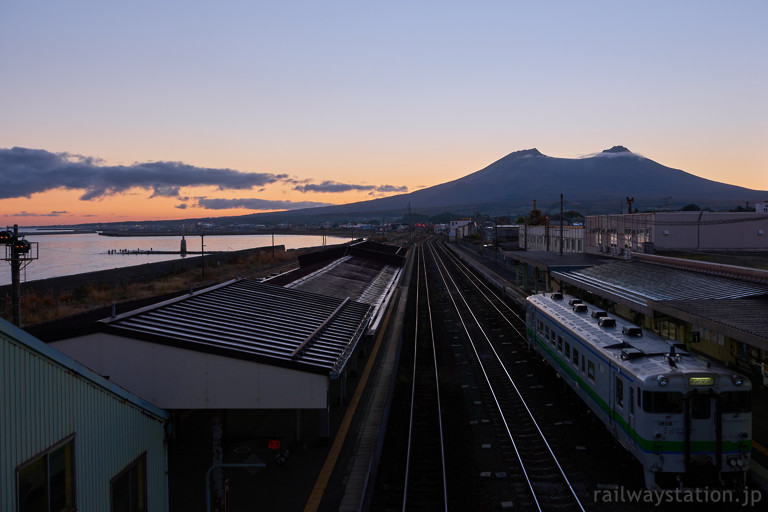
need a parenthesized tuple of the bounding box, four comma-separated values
(205, 463, 266, 512)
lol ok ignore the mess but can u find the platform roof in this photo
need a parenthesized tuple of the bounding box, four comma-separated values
(99, 279, 373, 376)
(650, 297, 768, 349)
(552, 260, 768, 315)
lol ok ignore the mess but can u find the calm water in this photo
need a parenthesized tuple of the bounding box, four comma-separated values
(0, 231, 351, 286)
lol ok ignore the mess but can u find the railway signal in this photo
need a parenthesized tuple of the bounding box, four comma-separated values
(1, 224, 39, 326)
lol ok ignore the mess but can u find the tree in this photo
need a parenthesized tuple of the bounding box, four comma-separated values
(680, 204, 702, 211)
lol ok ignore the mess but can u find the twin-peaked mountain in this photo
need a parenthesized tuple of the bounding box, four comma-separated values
(270, 146, 765, 220)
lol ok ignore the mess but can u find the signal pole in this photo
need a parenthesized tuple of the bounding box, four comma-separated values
(1, 224, 38, 326)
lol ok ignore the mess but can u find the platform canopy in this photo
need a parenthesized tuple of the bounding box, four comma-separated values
(100, 279, 373, 377)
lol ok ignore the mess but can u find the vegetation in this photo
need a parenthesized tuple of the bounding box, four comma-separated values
(2, 249, 297, 327)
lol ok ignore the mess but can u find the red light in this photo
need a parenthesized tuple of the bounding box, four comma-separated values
(268, 440, 281, 450)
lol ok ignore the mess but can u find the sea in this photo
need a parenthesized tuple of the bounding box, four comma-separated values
(0, 229, 351, 286)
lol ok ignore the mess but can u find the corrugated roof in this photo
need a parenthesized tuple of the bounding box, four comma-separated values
(287, 255, 398, 303)
(552, 260, 768, 313)
(100, 280, 372, 376)
(653, 298, 768, 344)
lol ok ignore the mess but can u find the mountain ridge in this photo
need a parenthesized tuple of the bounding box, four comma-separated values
(234, 146, 767, 223)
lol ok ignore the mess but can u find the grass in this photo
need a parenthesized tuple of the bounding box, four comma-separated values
(2, 249, 298, 327)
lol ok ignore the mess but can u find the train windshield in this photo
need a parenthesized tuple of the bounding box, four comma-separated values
(721, 391, 752, 413)
(642, 391, 683, 413)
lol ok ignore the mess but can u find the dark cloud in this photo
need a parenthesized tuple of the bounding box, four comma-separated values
(12, 210, 69, 217)
(294, 180, 408, 194)
(0, 147, 288, 200)
(196, 197, 335, 211)
(375, 184, 408, 193)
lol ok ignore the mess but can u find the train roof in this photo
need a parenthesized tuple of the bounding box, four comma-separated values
(527, 292, 746, 385)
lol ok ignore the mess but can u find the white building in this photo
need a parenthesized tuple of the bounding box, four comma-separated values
(521, 224, 584, 254)
(449, 220, 472, 241)
(585, 212, 768, 255)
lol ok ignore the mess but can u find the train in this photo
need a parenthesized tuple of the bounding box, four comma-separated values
(525, 291, 752, 489)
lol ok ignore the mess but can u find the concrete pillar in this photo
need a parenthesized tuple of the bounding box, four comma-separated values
(320, 406, 330, 442)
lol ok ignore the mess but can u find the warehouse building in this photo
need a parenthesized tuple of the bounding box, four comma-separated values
(1, 318, 168, 512)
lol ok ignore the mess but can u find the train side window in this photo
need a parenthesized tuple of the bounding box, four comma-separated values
(587, 361, 595, 381)
(564, 341, 570, 358)
(581, 355, 585, 373)
(615, 377, 624, 408)
(557, 336, 562, 352)
(538, 321, 543, 334)
(721, 391, 752, 413)
(629, 387, 634, 414)
(572, 348, 579, 366)
(545, 326, 549, 339)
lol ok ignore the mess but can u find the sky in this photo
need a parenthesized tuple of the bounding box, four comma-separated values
(1, 0, 766, 226)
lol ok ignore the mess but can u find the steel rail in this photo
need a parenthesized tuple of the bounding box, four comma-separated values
(402, 243, 448, 512)
(428, 240, 586, 512)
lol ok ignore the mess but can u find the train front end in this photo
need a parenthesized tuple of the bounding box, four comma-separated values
(635, 369, 752, 489)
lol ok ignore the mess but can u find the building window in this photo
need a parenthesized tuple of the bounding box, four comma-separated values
(111, 453, 147, 512)
(17, 436, 76, 512)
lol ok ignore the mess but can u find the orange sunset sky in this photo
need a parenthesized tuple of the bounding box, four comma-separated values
(2, 1, 766, 226)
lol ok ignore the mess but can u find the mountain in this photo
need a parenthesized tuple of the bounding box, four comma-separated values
(249, 146, 766, 222)
(105, 146, 764, 228)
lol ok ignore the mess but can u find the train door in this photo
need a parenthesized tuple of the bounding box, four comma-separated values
(628, 386, 636, 447)
(608, 365, 619, 437)
(684, 390, 720, 476)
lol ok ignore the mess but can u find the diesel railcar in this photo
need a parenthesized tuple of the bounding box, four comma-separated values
(525, 292, 751, 489)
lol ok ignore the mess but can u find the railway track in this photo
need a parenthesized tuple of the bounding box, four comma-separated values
(402, 244, 448, 511)
(425, 238, 587, 511)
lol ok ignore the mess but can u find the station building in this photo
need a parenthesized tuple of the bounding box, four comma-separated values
(585, 211, 768, 254)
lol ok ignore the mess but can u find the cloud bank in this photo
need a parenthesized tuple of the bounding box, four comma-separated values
(0, 147, 411, 214)
(195, 198, 335, 210)
(0, 147, 287, 200)
(294, 180, 408, 194)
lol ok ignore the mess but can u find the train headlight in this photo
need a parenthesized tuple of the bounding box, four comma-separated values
(737, 458, 745, 468)
(657, 376, 669, 387)
(732, 375, 744, 386)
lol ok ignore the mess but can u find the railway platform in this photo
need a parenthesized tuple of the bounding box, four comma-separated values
(220, 242, 415, 511)
(446, 241, 768, 496)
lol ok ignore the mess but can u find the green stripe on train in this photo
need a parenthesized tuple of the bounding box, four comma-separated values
(526, 328, 752, 455)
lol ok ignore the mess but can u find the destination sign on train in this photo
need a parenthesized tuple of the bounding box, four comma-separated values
(688, 377, 715, 386)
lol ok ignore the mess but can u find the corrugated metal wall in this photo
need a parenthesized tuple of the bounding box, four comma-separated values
(2, 328, 167, 511)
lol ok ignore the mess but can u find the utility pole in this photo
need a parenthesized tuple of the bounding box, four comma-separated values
(200, 233, 205, 279)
